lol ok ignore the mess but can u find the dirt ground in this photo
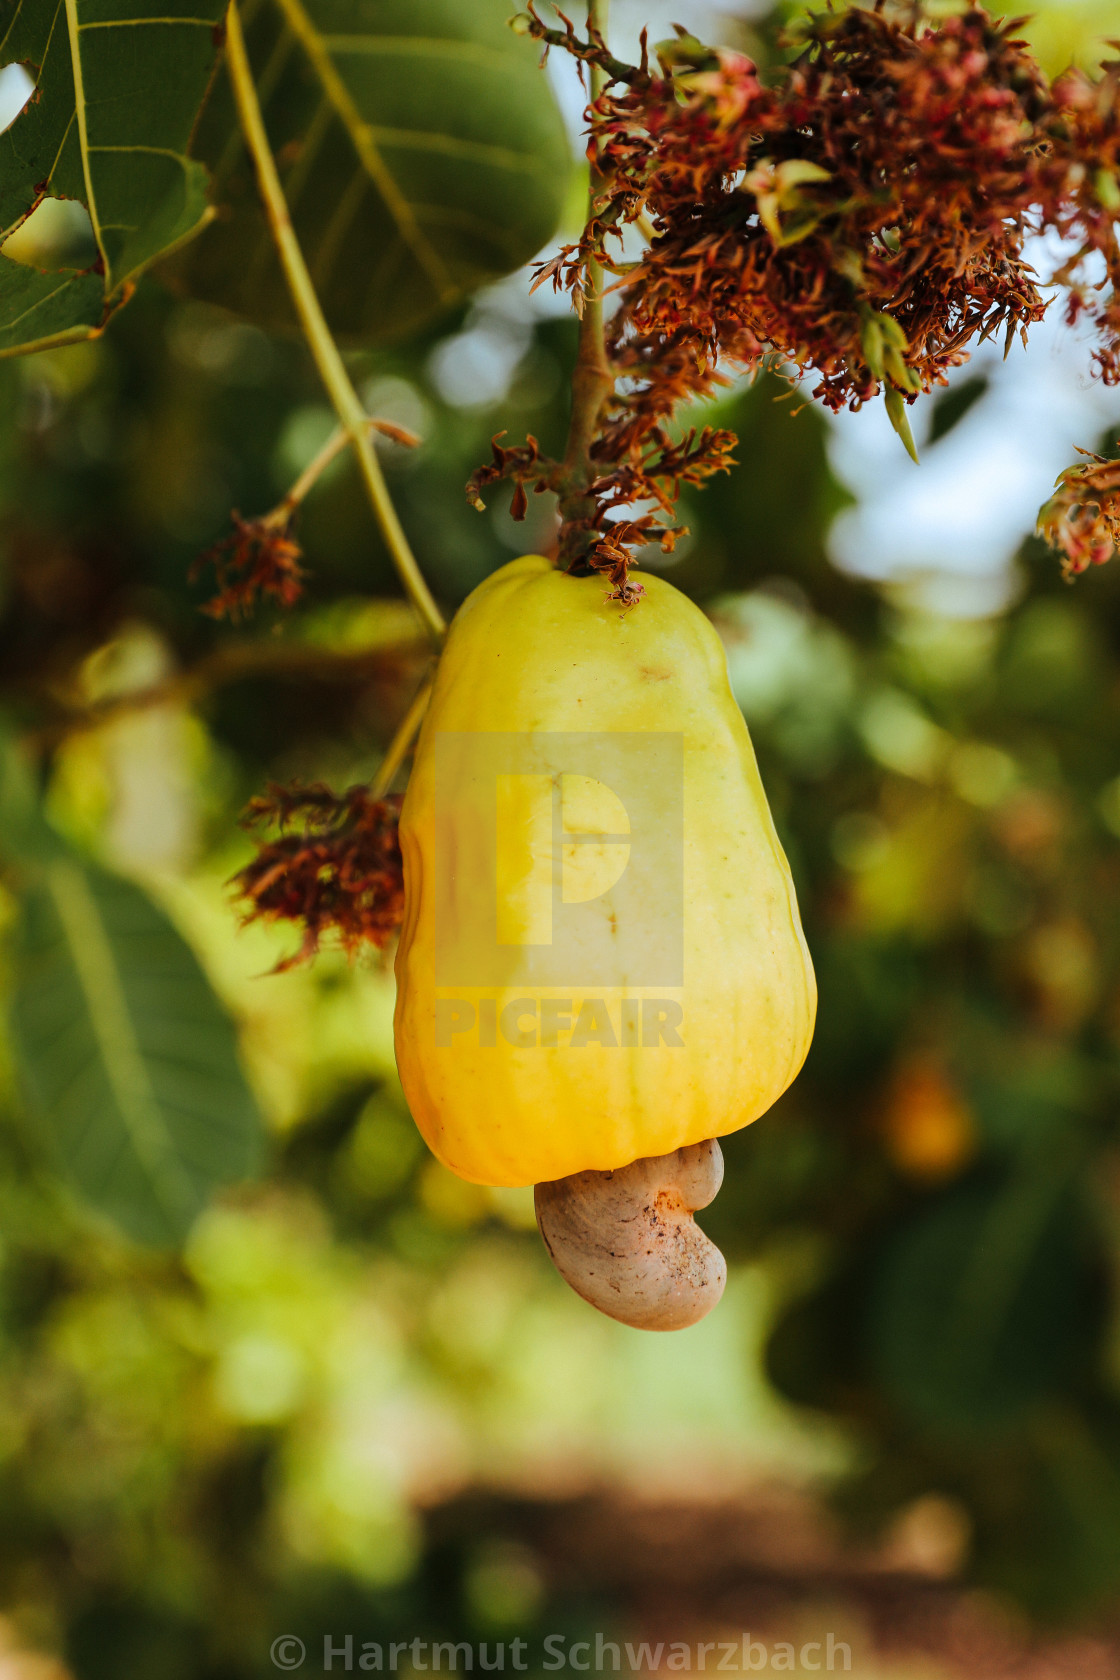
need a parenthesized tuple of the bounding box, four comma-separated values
(424, 1486, 1120, 1680)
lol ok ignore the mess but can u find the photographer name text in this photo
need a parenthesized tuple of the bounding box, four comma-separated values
(270, 1632, 853, 1673)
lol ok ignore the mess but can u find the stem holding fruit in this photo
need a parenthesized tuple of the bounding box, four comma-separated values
(556, 0, 616, 572)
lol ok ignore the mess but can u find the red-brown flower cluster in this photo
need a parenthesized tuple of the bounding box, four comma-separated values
(505, 3, 1120, 592)
(582, 9, 1058, 412)
(1037, 448, 1120, 576)
(192, 512, 306, 620)
(233, 782, 404, 970)
(1044, 60, 1120, 384)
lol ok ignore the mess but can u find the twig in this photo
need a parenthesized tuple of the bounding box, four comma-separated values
(370, 674, 433, 798)
(557, 0, 616, 569)
(26, 635, 427, 748)
(517, 4, 640, 87)
(223, 0, 446, 643)
(270, 417, 421, 528)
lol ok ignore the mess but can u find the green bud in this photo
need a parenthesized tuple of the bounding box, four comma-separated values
(860, 315, 885, 382)
(885, 387, 920, 465)
(1094, 168, 1120, 214)
(655, 34, 720, 74)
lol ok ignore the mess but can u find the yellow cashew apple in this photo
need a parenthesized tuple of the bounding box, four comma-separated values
(393, 554, 815, 1186)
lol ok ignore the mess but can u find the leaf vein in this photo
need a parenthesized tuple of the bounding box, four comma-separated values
(269, 0, 455, 305)
(62, 0, 106, 265)
(77, 15, 217, 28)
(89, 144, 190, 160)
(367, 126, 549, 176)
(43, 863, 198, 1226)
(320, 36, 515, 72)
(0, 272, 88, 334)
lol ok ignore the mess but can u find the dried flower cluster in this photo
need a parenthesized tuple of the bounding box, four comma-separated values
(464, 421, 734, 602)
(233, 783, 404, 969)
(1037, 448, 1120, 575)
(467, 432, 551, 522)
(192, 511, 306, 620)
(193, 418, 419, 619)
(476, 3, 1120, 595)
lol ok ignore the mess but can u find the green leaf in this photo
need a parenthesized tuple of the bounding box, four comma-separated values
(0, 250, 106, 353)
(0, 0, 226, 355)
(62, 0, 225, 292)
(0, 0, 80, 241)
(169, 0, 574, 345)
(8, 858, 265, 1246)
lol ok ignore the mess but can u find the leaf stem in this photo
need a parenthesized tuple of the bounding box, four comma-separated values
(223, 0, 446, 642)
(264, 418, 420, 528)
(370, 675, 433, 799)
(518, 8, 640, 88)
(558, 0, 615, 568)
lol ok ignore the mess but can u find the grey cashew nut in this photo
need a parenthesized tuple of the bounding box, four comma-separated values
(534, 1138, 727, 1331)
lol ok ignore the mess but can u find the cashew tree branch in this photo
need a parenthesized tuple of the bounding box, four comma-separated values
(557, 0, 617, 569)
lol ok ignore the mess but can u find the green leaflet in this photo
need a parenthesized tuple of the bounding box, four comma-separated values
(0, 0, 80, 241)
(63, 0, 224, 293)
(0, 0, 226, 355)
(8, 858, 265, 1246)
(169, 0, 573, 344)
(0, 250, 103, 351)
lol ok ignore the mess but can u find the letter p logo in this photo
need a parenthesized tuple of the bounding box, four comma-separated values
(434, 732, 683, 987)
(495, 773, 631, 946)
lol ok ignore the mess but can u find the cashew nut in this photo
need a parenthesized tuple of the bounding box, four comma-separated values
(534, 1138, 727, 1331)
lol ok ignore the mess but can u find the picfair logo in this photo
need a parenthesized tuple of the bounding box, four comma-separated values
(433, 732, 683, 987)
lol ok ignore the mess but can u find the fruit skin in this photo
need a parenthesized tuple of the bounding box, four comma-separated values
(394, 555, 816, 1187)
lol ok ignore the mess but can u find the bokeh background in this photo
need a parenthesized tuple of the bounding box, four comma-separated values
(2, 2, 1120, 1676)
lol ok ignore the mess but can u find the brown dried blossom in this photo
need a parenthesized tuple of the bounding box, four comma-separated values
(500, 3, 1120, 594)
(193, 511, 306, 620)
(233, 782, 404, 970)
(466, 433, 551, 519)
(1037, 448, 1120, 576)
(1043, 59, 1120, 384)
